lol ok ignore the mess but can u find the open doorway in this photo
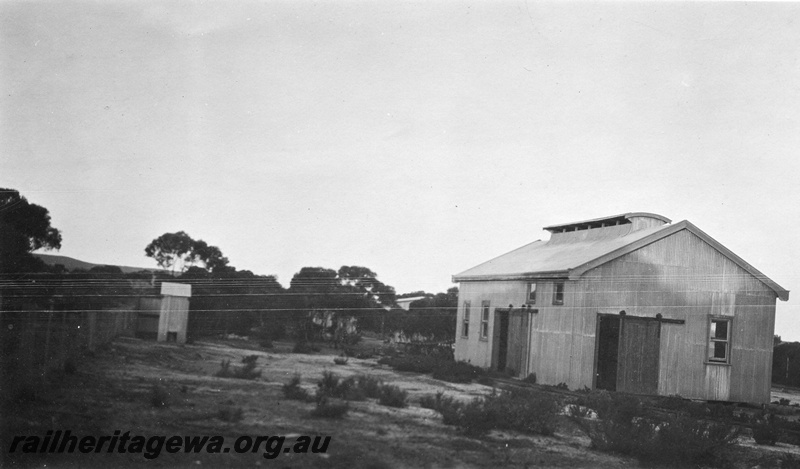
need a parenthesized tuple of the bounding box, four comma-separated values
(595, 314, 660, 394)
(596, 315, 620, 390)
(493, 309, 510, 372)
(492, 308, 531, 376)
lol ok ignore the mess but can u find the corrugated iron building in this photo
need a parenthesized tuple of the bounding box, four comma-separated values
(453, 213, 789, 404)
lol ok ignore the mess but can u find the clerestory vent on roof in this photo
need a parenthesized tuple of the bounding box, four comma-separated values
(543, 212, 671, 244)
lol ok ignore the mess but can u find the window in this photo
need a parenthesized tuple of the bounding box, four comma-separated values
(462, 301, 470, 337)
(527, 283, 537, 304)
(708, 318, 731, 364)
(552, 282, 565, 305)
(481, 301, 490, 339)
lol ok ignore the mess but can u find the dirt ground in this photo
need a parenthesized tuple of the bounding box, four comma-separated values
(2, 336, 799, 468)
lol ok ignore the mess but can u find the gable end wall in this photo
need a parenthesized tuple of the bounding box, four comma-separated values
(579, 229, 777, 403)
(453, 228, 777, 404)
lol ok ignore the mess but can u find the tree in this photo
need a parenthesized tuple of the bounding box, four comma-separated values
(179, 267, 286, 338)
(191, 240, 230, 272)
(388, 287, 459, 342)
(144, 231, 194, 273)
(286, 266, 397, 340)
(338, 265, 396, 306)
(0, 188, 61, 273)
(144, 232, 230, 273)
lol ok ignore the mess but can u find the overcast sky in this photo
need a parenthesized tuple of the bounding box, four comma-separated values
(3, 1, 799, 340)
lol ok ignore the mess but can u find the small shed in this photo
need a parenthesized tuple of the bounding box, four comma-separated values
(453, 213, 789, 404)
(136, 282, 191, 344)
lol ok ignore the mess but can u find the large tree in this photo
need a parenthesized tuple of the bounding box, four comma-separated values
(286, 265, 397, 340)
(145, 231, 229, 273)
(180, 267, 286, 338)
(0, 188, 61, 273)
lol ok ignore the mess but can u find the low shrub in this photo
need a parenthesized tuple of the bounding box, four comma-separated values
(654, 395, 709, 419)
(217, 406, 244, 422)
(484, 388, 559, 436)
(342, 332, 361, 346)
(458, 399, 496, 436)
(432, 361, 483, 383)
(242, 355, 259, 365)
(419, 391, 445, 410)
(293, 341, 320, 354)
(335, 376, 366, 401)
(379, 384, 408, 408)
(317, 371, 341, 398)
(751, 413, 782, 446)
(333, 356, 349, 365)
(435, 389, 559, 436)
(151, 384, 170, 408)
(283, 374, 311, 401)
(386, 355, 441, 374)
(571, 391, 740, 465)
(545, 382, 569, 391)
(356, 375, 383, 399)
(214, 357, 262, 380)
(707, 402, 736, 420)
(311, 397, 349, 419)
(644, 414, 740, 465)
(781, 454, 800, 469)
(376, 356, 393, 366)
(523, 373, 537, 384)
(315, 372, 384, 401)
(476, 375, 493, 386)
(215, 360, 232, 377)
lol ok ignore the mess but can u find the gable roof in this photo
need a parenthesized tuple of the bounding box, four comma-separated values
(452, 219, 789, 301)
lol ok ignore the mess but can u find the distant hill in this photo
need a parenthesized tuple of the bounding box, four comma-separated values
(33, 253, 160, 274)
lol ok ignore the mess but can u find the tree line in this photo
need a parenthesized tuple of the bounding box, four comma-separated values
(0, 188, 457, 343)
(773, 336, 800, 388)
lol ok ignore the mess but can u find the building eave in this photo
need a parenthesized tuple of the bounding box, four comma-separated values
(452, 270, 570, 283)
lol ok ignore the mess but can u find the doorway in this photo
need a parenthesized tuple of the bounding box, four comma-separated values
(595, 314, 661, 394)
(492, 308, 531, 376)
(596, 315, 620, 391)
(494, 309, 510, 372)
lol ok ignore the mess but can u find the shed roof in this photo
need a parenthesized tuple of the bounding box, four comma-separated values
(452, 219, 789, 301)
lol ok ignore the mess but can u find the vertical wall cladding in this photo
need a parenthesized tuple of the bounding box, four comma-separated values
(581, 229, 778, 403)
(526, 280, 592, 388)
(728, 294, 775, 403)
(454, 280, 527, 367)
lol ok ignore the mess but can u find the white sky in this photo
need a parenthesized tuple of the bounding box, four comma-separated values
(3, 1, 799, 340)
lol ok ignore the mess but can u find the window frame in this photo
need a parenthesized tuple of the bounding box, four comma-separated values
(527, 282, 537, 304)
(707, 316, 732, 365)
(552, 281, 565, 306)
(461, 301, 471, 338)
(480, 300, 490, 340)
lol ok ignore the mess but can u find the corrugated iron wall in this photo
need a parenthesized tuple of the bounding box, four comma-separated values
(455, 228, 778, 404)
